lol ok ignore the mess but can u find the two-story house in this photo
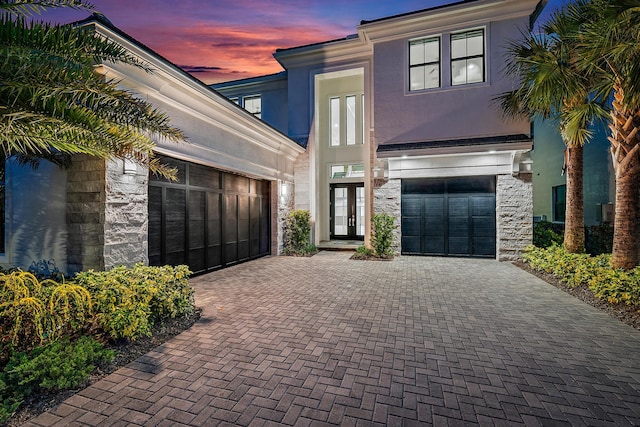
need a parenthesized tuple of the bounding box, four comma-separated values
(215, 0, 546, 260)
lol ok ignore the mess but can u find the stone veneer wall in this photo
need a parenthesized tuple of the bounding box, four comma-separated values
(373, 178, 401, 254)
(496, 174, 533, 261)
(103, 159, 149, 269)
(67, 154, 106, 273)
(67, 156, 149, 273)
(273, 180, 295, 255)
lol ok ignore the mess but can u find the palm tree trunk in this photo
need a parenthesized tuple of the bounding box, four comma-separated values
(564, 144, 584, 253)
(612, 163, 640, 269)
(609, 85, 640, 269)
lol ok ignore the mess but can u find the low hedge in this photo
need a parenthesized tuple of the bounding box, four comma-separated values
(0, 263, 195, 422)
(523, 245, 640, 307)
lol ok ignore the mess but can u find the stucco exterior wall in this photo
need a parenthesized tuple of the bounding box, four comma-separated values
(531, 120, 614, 225)
(372, 18, 530, 145)
(2, 159, 68, 273)
(497, 174, 533, 261)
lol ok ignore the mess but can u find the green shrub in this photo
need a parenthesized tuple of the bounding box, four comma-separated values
(284, 210, 316, 255)
(371, 213, 396, 257)
(0, 336, 114, 422)
(523, 245, 640, 306)
(355, 245, 374, 256)
(75, 264, 193, 341)
(585, 224, 614, 255)
(532, 221, 564, 248)
(0, 271, 92, 361)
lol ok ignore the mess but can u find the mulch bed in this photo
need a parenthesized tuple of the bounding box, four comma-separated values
(350, 253, 394, 261)
(514, 261, 640, 332)
(5, 308, 202, 427)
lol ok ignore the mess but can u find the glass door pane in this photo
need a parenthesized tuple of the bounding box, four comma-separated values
(334, 187, 348, 235)
(356, 186, 365, 236)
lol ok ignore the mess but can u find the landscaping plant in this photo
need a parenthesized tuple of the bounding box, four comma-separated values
(371, 213, 396, 258)
(284, 210, 317, 256)
(523, 245, 640, 307)
(75, 264, 193, 340)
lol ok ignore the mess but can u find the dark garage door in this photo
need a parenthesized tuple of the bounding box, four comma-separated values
(149, 156, 271, 274)
(401, 177, 496, 257)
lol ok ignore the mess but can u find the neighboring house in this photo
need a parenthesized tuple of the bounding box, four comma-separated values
(531, 119, 614, 226)
(0, 14, 303, 275)
(215, 0, 547, 260)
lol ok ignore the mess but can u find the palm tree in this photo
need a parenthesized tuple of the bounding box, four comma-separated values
(498, 6, 606, 253)
(0, 0, 184, 178)
(565, 0, 640, 269)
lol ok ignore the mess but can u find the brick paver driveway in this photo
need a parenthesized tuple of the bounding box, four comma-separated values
(28, 252, 640, 426)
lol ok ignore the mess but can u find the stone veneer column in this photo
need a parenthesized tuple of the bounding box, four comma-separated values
(496, 174, 533, 261)
(103, 159, 149, 269)
(67, 154, 106, 273)
(67, 155, 149, 274)
(373, 178, 401, 254)
(272, 179, 295, 255)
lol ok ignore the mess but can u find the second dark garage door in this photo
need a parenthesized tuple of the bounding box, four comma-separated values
(401, 176, 496, 257)
(148, 156, 271, 274)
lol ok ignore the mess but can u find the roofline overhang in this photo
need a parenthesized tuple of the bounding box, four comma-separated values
(74, 14, 304, 157)
(376, 134, 532, 159)
(357, 0, 544, 44)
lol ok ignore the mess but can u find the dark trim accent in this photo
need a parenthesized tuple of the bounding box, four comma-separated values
(360, 0, 479, 25)
(376, 134, 532, 153)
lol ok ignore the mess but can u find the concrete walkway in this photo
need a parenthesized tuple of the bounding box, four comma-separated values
(27, 252, 640, 426)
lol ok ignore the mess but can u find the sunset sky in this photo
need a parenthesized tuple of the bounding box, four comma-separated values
(43, 0, 569, 84)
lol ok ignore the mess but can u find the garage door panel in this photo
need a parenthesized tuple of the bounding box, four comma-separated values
(402, 236, 422, 253)
(472, 196, 494, 216)
(448, 216, 469, 238)
(165, 188, 186, 254)
(149, 156, 270, 274)
(402, 197, 422, 216)
(402, 217, 421, 237)
(448, 237, 469, 255)
(401, 177, 495, 258)
(473, 217, 494, 236)
(424, 237, 445, 254)
(148, 186, 162, 266)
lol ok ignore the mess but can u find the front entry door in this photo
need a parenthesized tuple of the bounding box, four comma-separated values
(330, 183, 365, 240)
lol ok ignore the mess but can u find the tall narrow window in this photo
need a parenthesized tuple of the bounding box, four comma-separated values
(346, 95, 356, 145)
(451, 29, 485, 86)
(552, 185, 566, 222)
(409, 36, 440, 91)
(243, 95, 261, 118)
(330, 97, 340, 146)
(361, 94, 365, 144)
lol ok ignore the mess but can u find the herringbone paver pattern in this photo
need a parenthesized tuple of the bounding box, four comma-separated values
(26, 252, 640, 426)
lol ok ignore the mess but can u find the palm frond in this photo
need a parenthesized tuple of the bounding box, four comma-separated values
(0, 0, 92, 17)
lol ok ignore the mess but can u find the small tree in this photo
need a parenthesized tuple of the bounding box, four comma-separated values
(371, 213, 396, 258)
(284, 210, 314, 255)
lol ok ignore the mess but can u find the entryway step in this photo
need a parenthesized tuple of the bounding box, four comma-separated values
(317, 240, 362, 251)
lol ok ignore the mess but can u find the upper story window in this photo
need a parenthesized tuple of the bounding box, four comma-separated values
(243, 95, 261, 118)
(451, 29, 485, 86)
(409, 36, 440, 91)
(229, 97, 239, 105)
(329, 93, 364, 147)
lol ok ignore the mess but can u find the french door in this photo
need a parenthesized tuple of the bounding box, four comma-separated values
(330, 183, 365, 240)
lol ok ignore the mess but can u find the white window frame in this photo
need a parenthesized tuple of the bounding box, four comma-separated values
(242, 94, 262, 118)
